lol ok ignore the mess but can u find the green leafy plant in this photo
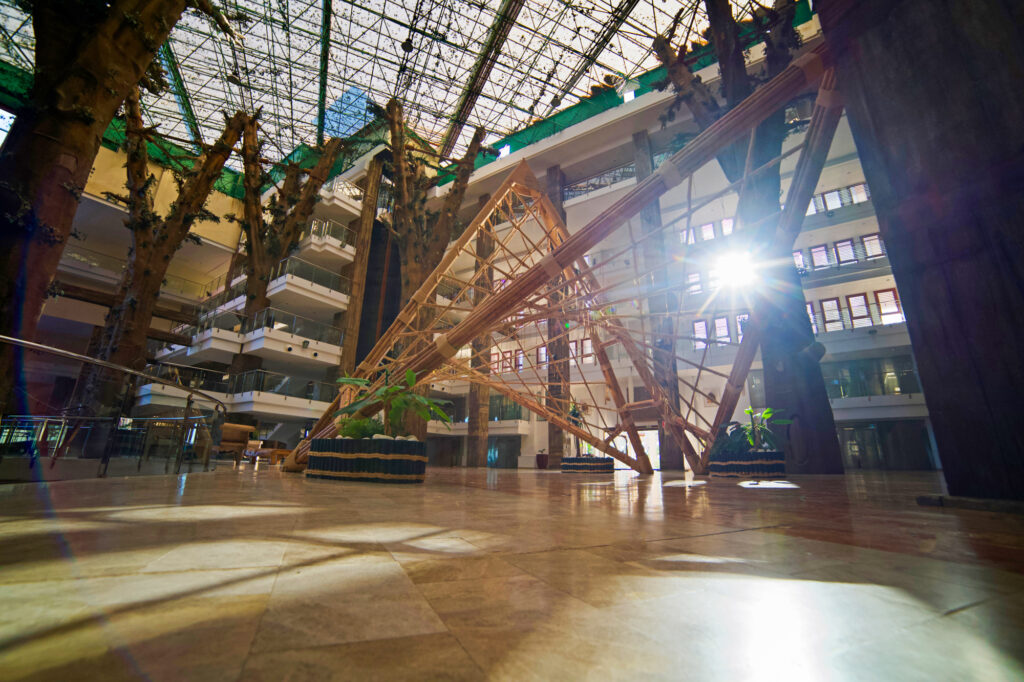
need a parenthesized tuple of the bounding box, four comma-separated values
(707, 407, 793, 460)
(335, 370, 452, 438)
(336, 416, 385, 439)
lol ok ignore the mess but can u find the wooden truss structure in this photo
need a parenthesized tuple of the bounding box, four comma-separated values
(286, 46, 844, 475)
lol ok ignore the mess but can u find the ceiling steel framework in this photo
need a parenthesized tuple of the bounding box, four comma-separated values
(0, 1, 746, 163)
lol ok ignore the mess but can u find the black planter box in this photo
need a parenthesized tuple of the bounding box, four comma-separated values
(561, 456, 615, 473)
(305, 438, 427, 483)
(708, 450, 785, 479)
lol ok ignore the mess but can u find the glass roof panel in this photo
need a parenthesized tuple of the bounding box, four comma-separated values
(0, 1, 761, 163)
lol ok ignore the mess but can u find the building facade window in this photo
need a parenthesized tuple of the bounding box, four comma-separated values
(736, 312, 749, 342)
(700, 223, 715, 241)
(581, 338, 594, 364)
(806, 302, 818, 334)
(713, 316, 729, 345)
(693, 320, 708, 349)
(862, 233, 884, 258)
(875, 288, 904, 324)
(793, 250, 806, 269)
(820, 298, 844, 332)
(835, 239, 858, 264)
(721, 218, 734, 235)
(811, 244, 831, 269)
(847, 293, 873, 328)
(536, 345, 548, 366)
(686, 272, 702, 295)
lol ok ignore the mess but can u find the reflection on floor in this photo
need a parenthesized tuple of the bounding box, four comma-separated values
(1, 467, 1023, 680)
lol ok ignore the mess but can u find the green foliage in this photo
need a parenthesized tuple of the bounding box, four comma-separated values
(707, 407, 792, 460)
(336, 416, 385, 439)
(335, 370, 452, 438)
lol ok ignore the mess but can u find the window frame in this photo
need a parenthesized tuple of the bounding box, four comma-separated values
(874, 288, 904, 324)
(693, 319, 708, 350)
(810, 244, 832, 269)
(820, 297, 844, 332)
(846, 293, 873, 328)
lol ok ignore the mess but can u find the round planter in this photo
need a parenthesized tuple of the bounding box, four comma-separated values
(708, 450, 785, 479)
(305, 437, 427, 484)
(560, 456, 615, 473)
(536, 453, 549, 470)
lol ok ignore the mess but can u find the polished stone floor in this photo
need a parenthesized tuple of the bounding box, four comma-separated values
(1, 466, 1023, 681)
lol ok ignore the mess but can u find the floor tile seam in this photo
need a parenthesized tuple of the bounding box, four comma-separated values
(241, 561, 286, 667)
(0, 564, 286, 587)
(407, 563, 489, 678)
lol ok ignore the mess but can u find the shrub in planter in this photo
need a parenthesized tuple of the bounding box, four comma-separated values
(306, 371, 451, 484)
(707, 408, 791, 480)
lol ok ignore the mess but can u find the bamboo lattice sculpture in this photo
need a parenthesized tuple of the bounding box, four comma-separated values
(285, 47, 840, 475)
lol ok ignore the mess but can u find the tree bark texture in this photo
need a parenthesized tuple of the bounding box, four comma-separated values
(544, 166, 568, 465)
(633, 130, 685, 469)
(384, 98, 484, 440)
(0, 0, 233, 412)
(466, 206, 494, 468)
(228, 114, 344, 375)
(657, 0, 842, 473)
(819, 0, 1024, 497)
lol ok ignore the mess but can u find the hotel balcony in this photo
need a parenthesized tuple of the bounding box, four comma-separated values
(240, 308, 343, 370)
(227, 370, 335, 421)
(295, 218, 357, 269)
(201, 256, 351, 319)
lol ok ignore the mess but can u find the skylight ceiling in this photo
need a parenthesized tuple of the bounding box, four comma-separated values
(0, 1, 758, 163)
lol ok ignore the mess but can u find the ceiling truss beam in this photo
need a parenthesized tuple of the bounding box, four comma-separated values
(160, 43, 204, 149)
(317, 0, 332, 145)
(438, 0, 526, 158)
(550, 0, 642, 111)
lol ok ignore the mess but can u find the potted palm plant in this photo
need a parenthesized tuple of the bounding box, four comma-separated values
(707, 407, 791, 479)
(305, 370, 452, 484)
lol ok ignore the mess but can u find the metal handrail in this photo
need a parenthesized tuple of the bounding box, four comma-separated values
(0, 334, 227, 414)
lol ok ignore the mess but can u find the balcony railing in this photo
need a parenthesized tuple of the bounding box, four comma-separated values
(270, 256, 351, 296)
(229, 370, 335, 402)
(795, 238, 888, 275)
(325, 176, 364, 201)
(563, 163, 636, 202)
(808, 301, 906, 335)
(301, 218, 355, 247)
(244, 307, 343, 346)
(145, 363, 231, 393)
(62, 244, 208, 300)
(823, 368, 921, 400)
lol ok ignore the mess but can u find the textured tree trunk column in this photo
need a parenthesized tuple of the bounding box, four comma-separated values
(633, 130, 685, 470)
(545, 166, 568, 468)
(467, 197, 494, 468)
(819, 0, 1024, 498)
(341, 155, 384, 374)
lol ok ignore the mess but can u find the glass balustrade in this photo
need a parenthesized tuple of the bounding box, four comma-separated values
(229, 370, 336, 402)
(245, 308, 343, 346)
(302, 218, 355, 247)
(270, 256, 351, 295)
(144, 364, 231, 393)
(61, 244, 207, 299)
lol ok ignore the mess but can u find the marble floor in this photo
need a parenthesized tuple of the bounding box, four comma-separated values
(1, 466, 1023, 681)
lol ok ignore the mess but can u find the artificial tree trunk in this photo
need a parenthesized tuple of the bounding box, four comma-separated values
(818, 0, 1024, 497)
(384, 98, 484, 440)
(72, 90, 246, 414)
(226, 114, 345, 375)
(0, 0, 235, 412)
(466, 197, 494, 467)
(656, 0, 843, 473)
